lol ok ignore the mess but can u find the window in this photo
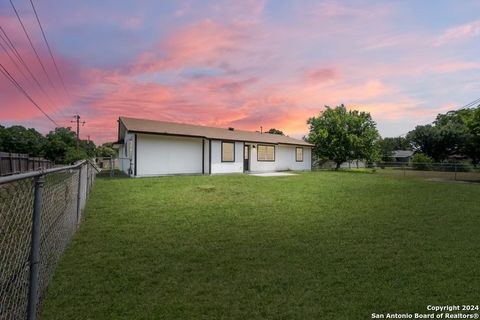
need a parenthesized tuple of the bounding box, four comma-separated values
(296, 147, 303, 162)
(257, 145, 275, 161)
(222, 142, 235, 162)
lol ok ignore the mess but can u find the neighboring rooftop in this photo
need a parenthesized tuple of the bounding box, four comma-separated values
(392, 150, 414, 158)
(119, 117, 313, 146)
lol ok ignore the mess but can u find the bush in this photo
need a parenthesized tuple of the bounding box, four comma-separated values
(412, 153, 433, 170)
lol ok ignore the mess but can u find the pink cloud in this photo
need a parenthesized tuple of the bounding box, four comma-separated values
(432, 61, 480, 73)
(2, 1, 478, 144)
(305, 67, 339, 85)
(435, 20, 480, 45)
(130, 19, 256, 74)
(0, 10, 90, 125)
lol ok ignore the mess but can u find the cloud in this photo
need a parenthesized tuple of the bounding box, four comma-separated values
(432, 61, 480, 73)
(0, 25, 85, 124)
(305, 67, 339, 85)
(306, 1, 386, 19)
(2, 1, 480, 142)
(435, 20, 480, 45)
(130, 19, 256, 74)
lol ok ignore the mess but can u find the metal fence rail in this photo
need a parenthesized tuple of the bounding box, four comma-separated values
(0, 160, 98, 320)
(376, 162, 480, 182)
(313, 161, 480, 182)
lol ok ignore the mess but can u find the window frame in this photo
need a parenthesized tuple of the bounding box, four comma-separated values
(295, 147, 304, 162)
(221, 141, 235, 162)
(257, 144, 276, 162)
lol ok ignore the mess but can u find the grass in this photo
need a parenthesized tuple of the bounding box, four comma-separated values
(41, 172, 480, 319)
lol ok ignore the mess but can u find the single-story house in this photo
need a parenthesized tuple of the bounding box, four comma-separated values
(115, 117, 313, 177)
(391, 150, 414, 162)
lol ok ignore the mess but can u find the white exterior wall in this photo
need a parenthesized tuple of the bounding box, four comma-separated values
(210, 140, 243, 174)
(249, 144, 311, 172)
(136, 134, 203, 176)
(118, 131, 311, 176)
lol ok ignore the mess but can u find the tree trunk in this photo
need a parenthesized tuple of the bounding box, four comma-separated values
(335, 162, 341, 170)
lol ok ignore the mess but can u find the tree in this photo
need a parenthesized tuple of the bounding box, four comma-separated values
(0, 125, 5, 151)
(464, 107, 480, 165)
(266, 128, 284, 135)
(307, 104, 380, 169)
(407, 107, 480, 164)
(44, 127, 96, 164)
(80, 139, 96, 158)
(96, 145, 116, 158)
(0, 124, 97, 164)
(0, 125, 46, 156)
(406, 125, 442, 161)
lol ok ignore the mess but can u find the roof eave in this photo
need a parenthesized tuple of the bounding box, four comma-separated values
(128, 130, 312, 146)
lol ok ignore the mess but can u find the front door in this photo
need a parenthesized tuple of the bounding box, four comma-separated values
(244, 145, 249, 171)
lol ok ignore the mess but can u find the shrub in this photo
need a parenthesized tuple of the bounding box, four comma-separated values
(412, 153, 433, 170)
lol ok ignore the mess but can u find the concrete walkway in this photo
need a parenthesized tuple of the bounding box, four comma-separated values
(249, 172, 297, 177)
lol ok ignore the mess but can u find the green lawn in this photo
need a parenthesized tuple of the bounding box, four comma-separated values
(41, 172, 480, 319)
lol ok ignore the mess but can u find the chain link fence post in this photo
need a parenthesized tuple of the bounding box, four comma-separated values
(76, 165, 82, 226)
(86, 164, 90, 196)
(26, 175, 44, 320)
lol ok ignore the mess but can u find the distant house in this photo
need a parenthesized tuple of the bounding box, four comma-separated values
(115, 117, 313, 177)
(391, 150, 414, 162)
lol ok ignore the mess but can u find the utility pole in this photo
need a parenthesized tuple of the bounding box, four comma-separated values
(71, 115, 85, 152)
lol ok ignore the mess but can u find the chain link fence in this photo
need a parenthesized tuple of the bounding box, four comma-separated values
(376, 161, 480, 182)
(313, 160, 480, 182)
(0, 160, 98, 320)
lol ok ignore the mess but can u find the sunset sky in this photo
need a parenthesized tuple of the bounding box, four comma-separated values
(1, 0, 479, 143)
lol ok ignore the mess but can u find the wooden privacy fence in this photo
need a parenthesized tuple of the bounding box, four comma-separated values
(0, 152, 53, 176)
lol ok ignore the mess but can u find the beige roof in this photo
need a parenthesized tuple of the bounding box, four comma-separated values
(119, 117, 313, 146)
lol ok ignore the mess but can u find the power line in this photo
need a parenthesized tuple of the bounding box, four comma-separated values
(0, 62, 60, 127)
(9, 0, 60, 102)
(0, 26, 66, 118)
(28, 0, 71, 102)
(459, 97, 480, 110)
(0, 37, 34, 89)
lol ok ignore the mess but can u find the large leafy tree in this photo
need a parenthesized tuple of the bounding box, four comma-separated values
(0, 124, 97, 164)
(407, 107, 480, 164)
(44, 127, 96, 164)
(44, 127, 78, 163)
(96, 145, 116, 157)
(463, 107, 480, 165)
(80, 139, 97, 158)
(307, 104, 380, 169)
(0, 125, 46, 156)
(406, 124, 443, 161)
